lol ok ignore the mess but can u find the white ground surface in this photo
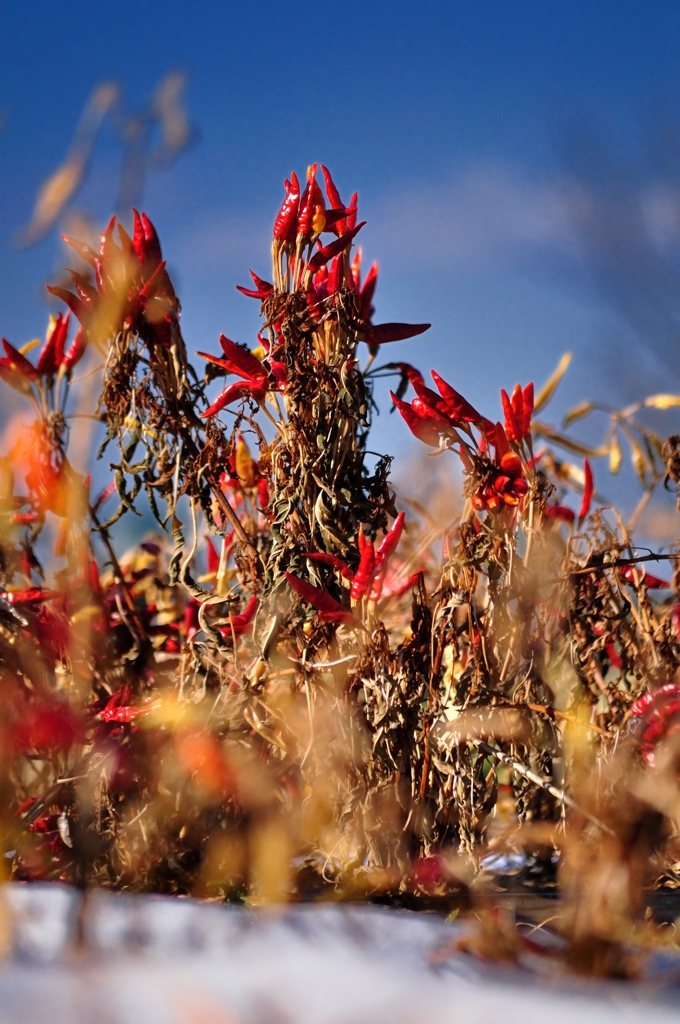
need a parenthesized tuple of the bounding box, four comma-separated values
(0, 884, 678, 1023)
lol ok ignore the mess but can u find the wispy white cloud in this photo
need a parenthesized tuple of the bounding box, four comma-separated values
(368, 164, 580, 271)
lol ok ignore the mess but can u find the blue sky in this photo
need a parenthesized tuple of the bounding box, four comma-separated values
(2, 1, 680, 536)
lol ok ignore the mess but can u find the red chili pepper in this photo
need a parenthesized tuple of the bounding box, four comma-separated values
(62, 327, 87, 375)
(544, 505, 575, 523)
(364, 322, 431, 348)
(219, 595, 258, 638)
(138, 260, 169, 302)
(91, 482, 115, 516)
(307, 223, 366, 273)
(61, 233, 100, 270)
(130, 210, 163, 267)
(285, 571, 355, 624)
(359, 261, 379, 321)
(314, 262, 329, 290)
(389, 362, 425, 395)
(183, 597, 200, 639)
(350, 530, 376, 600)
(430, 371, 481, 424)
(629, 683, 680, 766)
(236, 270, 274, 300)
(304, 551, 354, 581)
(501, 389, 522, 443)
(380, 571, 422, 600)
(322, 206, 357, 234)
(267, 359, 287, 391)
(484, 418, 499, 437)
(0, 358, 32, 394)
(15, 796, 40, 817)
(2, 338, 38, 380)
(606, 642, 622, 669)
(326, 253, 345, 295)
(132, 209, 147, 265)
(197, 352, 231, 374)
(631, 684, 680, 718)
(45, 285, 90, 325)
(88, 556, 102, 599)
(12, 700, 84, 752)
(297, 164, 326, 237)
(321, 165, 343, 212)
(68, 271, 98, 307)
(99, 215, 117, 262)
(201, 379, 267, 417)
(369, 512, 406, 601)
(522, 382, 534, 438)
(621, 565, 670, 589)
(640, 705, 680, 748)
(4, 586, 54, 604)
(219, 335, 266, 378)
(493, 422, 509, 462)
(578, 458, 593, 523)
(348, 250, 360, 292)
(510, 384, 523, 433)
(412, 397, 454, 436)
(500, 451, 523, 477)
(37, 313, 70, 377)
(391, 391, 440, 446)
(29, 815, 60, 834)
(257, 476, 270, 509)
(206, 537, 220, 574)
(346, 192, 358, 230)
(100, 704, 142, 723)
(412, 380, 454, 422)
(116, 221, 134, 262)
(491, 472, 526, 506)
(198, 337, 266, 382)
(273, 173, 301, 242)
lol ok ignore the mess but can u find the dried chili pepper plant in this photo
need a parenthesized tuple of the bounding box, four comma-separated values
(3, 164, 680, 976)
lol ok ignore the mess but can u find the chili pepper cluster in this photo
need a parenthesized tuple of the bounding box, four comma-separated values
(629, 683, 680, 768)
(47, 210, 181, 355)
(390, 372, 532, 515)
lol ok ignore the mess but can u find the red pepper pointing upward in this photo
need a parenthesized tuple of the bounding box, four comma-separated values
(522, 383, 534, 437)
(578, 458, 593, 524)
(501, 388, 522, 444)
(431, 371, 481, 425)
(350, 528, 377, 600)
(368, 512, 406, 601)
(273, 172, 301, 242)
(321, 165, 343, 213)
(37, 313, 69, 377)
(297, 164, 326, 238)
